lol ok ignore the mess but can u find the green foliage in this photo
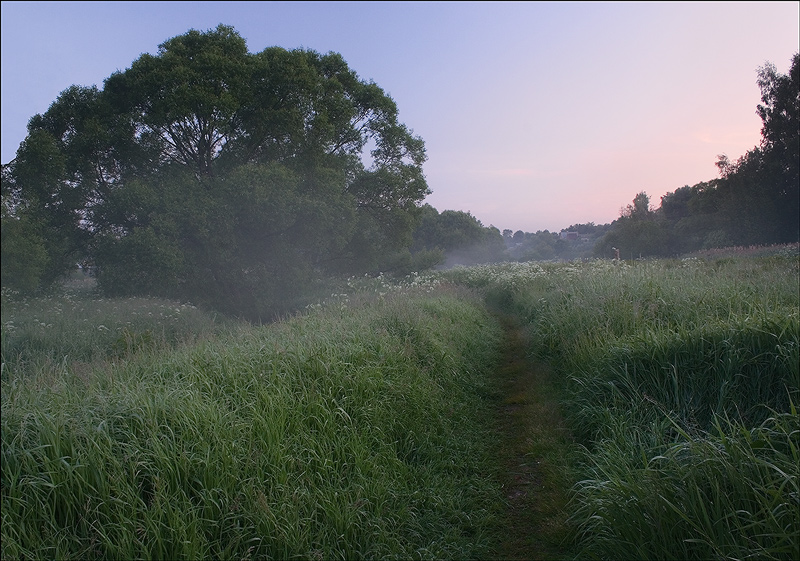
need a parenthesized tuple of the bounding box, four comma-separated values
(0, 213, 48, 292)
(513, 230, 565, 261)
(594, 192, 670, 259)
(443, 255, 799, 559)
(5, 131, 87, 285)
(103, 25, 250, 176)
(1, 284, 505, 560)
(94, 224, 186, 298)
(411, 205, 506, 267)
(9, 25, 429, 318)
(94, 162, 359, 319)
(414, 206, 486, 251)
(756, 54, 799, 233)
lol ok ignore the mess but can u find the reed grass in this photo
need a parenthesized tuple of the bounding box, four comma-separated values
(571, 408, 799, 560)
(1, 284, 505, 560)
(444, 253, 799, 560)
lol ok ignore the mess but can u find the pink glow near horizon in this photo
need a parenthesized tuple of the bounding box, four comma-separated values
(2, 1, 798, 233)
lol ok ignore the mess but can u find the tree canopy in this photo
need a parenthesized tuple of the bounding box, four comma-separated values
(411, 205, 506, 267)
(3, 25, 429, 318)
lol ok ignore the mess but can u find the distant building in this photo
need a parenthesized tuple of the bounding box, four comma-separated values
(560, 230, 578, 241)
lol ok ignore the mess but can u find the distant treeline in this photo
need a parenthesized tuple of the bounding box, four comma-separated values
(595, 53, 798, 259)
(502, 53, 799, 262)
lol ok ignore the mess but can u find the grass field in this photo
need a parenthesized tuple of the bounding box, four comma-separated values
(2, 246, 798, 560)
(1, 281, 506, 560)
(443, 246, 799, 560)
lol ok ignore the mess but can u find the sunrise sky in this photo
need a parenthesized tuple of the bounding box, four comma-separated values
(2, 1, 798, 233)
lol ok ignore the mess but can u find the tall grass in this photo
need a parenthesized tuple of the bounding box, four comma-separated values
(444, 253, 800, 559)
(1, 283, 505, 560)
(1, 285, 234, 382)
(571, 408, 798, 560)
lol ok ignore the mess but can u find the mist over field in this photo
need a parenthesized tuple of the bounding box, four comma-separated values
(1, 16, 798, 561)
(0, 19, 797, 317)
(3, 249, 798, 559)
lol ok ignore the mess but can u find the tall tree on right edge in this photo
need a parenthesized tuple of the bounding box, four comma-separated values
(715, 53, 800, 245)
(756, 53, 799, 242)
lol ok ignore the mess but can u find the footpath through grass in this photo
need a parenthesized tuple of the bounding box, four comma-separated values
(488, 312, 576, 560)
(444, 249, 799, 560)
(5, 249, 796, 560)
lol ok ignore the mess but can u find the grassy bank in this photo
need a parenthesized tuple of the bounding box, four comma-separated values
(1, 282, 505, 560)
(444, 250, 799, 560)
(1, 282, 236, 383)
(4, 250, 797, 560)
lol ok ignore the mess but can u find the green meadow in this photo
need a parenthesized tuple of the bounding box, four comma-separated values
(444, 246, 799, 560)
(2, 247, 799, 560)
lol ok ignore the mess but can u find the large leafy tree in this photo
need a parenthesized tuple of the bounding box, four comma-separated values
(8, 25, 429, 318)
(6, 127, 88, 287)
(753, 53, 799, 241)
(757, 54, 799, 172)
(1, 164, 49, 292)
(705, 54, 798, 245)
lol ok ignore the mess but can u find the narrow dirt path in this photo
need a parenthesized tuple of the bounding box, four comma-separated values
(490, 312, 575, 561)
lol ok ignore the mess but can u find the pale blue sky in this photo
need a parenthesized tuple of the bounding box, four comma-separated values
(2, 1, 798, 232)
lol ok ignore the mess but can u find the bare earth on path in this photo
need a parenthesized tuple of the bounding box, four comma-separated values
(490, 313, 576, 561)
